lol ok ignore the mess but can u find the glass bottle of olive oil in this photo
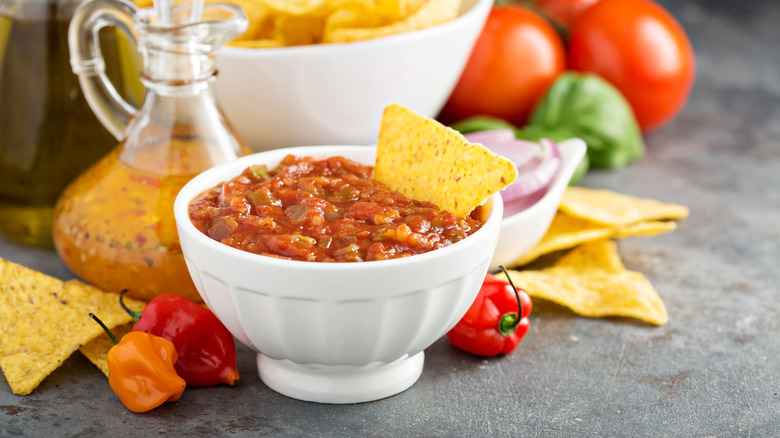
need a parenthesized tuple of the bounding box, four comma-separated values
(0, 0, 142, 247)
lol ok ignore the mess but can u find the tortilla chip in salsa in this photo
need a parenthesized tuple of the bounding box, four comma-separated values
(374, 103, 518, 218)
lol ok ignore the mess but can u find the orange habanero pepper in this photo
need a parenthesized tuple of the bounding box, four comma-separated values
(91, 314, 186, 413)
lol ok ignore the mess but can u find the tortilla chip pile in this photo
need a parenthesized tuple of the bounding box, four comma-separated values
(134, 0, 460, 47)
(497, 187, 689, 326)
(375, 103, 518, 218)
(0, 259, 145, 395)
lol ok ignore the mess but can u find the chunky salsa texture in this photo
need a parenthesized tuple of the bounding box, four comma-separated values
(188, 155, 484, 262)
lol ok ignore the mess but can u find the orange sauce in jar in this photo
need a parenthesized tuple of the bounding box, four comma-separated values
(53, 136, 247, 302)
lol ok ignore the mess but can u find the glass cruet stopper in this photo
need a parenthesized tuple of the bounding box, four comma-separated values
(54, 0, 251, 302)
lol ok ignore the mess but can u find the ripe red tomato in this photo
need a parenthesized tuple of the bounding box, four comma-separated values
(567, 0, 695, 132)
(438, 6, 566, 127)
(533, 0, 601, 33)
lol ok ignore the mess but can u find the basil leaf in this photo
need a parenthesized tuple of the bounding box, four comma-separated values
(525, 72, 645, 169)
(449, 115, 517, 134)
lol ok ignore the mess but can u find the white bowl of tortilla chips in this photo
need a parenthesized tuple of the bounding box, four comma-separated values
(214, 0, 493, 151)
(173, 105, 516, 404)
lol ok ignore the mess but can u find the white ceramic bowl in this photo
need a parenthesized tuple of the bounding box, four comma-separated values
(215, 0, 493, 151)
(490, 138, 587, 271)
(173, 145, 503, 403)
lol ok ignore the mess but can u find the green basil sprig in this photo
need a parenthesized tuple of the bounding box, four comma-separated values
(517, 72, 645, 169)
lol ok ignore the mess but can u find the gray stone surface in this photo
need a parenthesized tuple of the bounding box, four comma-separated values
(2, 0, 779, 436)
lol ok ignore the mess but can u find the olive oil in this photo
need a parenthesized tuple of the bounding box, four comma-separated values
(0, 0, 142, 247)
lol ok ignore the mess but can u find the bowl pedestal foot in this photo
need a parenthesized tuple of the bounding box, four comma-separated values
(257, 351, 424, 404)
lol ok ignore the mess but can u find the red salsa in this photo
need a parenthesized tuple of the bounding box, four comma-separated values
(188, 155, 484, 262)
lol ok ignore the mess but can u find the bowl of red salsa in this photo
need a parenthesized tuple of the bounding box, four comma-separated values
(173, 144, 503, 404)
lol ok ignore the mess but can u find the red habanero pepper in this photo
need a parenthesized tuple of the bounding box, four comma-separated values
(120, 291, 239, 387)
(446, 267, 532, 356)
(90, 313, 186, 413)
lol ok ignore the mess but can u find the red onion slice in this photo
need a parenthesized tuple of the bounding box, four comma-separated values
(463, 129, 516, 145)
(466, 132, 562, 217)
(465, 130, 545, 173)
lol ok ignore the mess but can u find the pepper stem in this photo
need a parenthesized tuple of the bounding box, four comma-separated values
(89, 313, 119, 345)
(497, 265, 523, 336)
(119, 289, 144, 322)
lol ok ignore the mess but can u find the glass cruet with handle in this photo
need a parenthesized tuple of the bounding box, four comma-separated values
(53, 0, 251, 302)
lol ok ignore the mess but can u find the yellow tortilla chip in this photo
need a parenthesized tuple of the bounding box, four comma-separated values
(323, 0, 426, 33)
(552, 236, 625, 273)
(374, 103, 518, 218)
(324, 8, 389, 36)
(216, 0, 276, 42)
(79, 323, 135, 377)
(228, 38, 285, 48)
(613, 220, 677, 238)
(261, 0, 326, 15)
(499, 240, 668, 325)
(368, 0, 428, 21)
(514, 213, 616, 266)
(322, 0, 459, 43)
(274, 13, 327, 46)
(512, 212, 678, 267)
(0, 259, 144, 395)
(560, 186, 690, 226)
